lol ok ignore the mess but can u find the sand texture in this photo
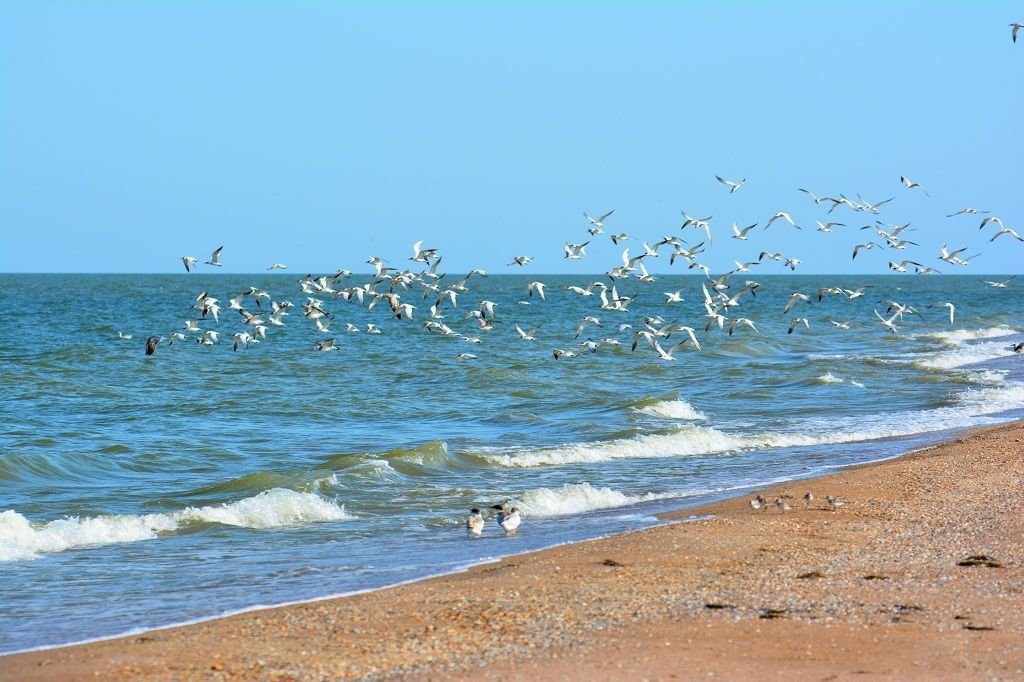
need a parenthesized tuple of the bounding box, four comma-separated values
(2, 422, 1022, 681)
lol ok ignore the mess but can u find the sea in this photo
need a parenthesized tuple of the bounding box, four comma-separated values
(1, 272, 1022, 654)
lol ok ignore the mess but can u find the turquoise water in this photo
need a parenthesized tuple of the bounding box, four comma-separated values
(1, 273, 1022, 653)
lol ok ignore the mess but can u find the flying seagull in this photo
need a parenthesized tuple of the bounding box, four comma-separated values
(181, 256, 198, 272)
(1012, 22, 1023, 42)
(900, 176, 929, 197)
(205, 246, 224, 267)
(715, 175, 746, 193)
(145, 336, 162, 356)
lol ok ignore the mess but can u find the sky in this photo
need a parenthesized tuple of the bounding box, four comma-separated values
(1, 2, 1022, 275)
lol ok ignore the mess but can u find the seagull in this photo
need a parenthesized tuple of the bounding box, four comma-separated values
(610, 233, 630, 245)
(514, 322, 541, 340)
(410, 240, 439, 263)
(1012, 22, 1023, 42)
(888, 259, 922, 272)
(852, 241, 882, 260)
(492, 504, 521, 534)
(584, 210, 615, 229)
(826, 495, 844, 510)
(815, 221, 845, 233)
(927, 301, 956, 325)
(827, 318, 851, 330)
(181, 256, 198, 272)
(749, 495, 766, 511)
(978, 216, 1004, 230)
(783, 292, 811, 314)
(731, 222, 757, 240)
(980, 276, 1016, 288)
(775, 497, 791, 513)
(728, 318, 761, 336)
(527, 281, 547, 300)
(787, 318, 810, 335)
(874, 309, 901, 334)
(990, 226, 1023, 242)
(117, 331, 133, 340)
(145, 336, 162, 356)
(803, 492, 814, 508)
(563, 242, 589, 259)
(765, 211, 800, 230)
(466, 508, 484, 537)
(900, 175, 929, 197)
(715, 175, 746, 193)
(664, 290, 685, 304)
(508, 255, 533, 267)
(267, 263, 287, 270)
(205, 246, 224, 267)
(946, 208, 988, 218)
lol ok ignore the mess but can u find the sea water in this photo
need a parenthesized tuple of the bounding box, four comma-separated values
(1, 273, 1021, 653)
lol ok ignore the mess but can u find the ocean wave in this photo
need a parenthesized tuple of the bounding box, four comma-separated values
(911, 340, 1017, 370)
(815, 372, 844, 384)
(478, 380, 1024, 469)
(917, 326, 1018, 346)
(512, 483, 670, 517)
(0, 489, 353, 562)
(633, 399, 706, 420)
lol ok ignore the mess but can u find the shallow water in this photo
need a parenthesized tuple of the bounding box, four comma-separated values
(1, 273, 1022, 653)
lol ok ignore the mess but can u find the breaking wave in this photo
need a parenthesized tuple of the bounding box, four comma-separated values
(512, 483, 670, 517)
(0, 489, 353, 562)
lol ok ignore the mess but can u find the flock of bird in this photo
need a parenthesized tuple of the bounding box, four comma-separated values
(750, 491, 844, 513)
(130, 171, 1019, 365)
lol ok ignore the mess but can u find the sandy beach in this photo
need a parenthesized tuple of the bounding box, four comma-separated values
(3, 421, 1021, 681)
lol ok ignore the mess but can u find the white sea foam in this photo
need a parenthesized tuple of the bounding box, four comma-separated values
(480, 425, 747, 468)
(912, 340, 1016, 370)
(480, 380, 1024, 469)
(816, 372, 844, 384)
(918, 326, 1017, 346)
(513, 483, 669, 517)
(0, 489, 353, 562)
(635, 399, 706, 420)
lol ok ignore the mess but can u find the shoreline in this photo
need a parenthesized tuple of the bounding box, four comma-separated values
(2, 420, 1021, 680)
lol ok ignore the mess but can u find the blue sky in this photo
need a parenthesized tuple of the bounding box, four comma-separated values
(1, 2, 1021, 274)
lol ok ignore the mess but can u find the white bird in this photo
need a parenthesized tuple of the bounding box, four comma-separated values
(466, 509, 484, 537)
(874, 309, 901, 334)
(715, 175, 746, 193)
(181, 256, 198, 272)
(527, 281, 547, 301)
(664, 290, 685, 304)
(410, 240, 439, 263)
(509, 255, 533, 267)
(205, 246, 224, 267)
(826, 495, 844, 510)
(787, 318, 810, 335)
(827, 318, 851, 330)
(946, 208, 988, 218)
(498, 506, 521, 534)
(117, 331, 132, 340)
(900, 175, 929, 197)
(563, 242, 589, 259)
(731, 222, 757, 240)
(775, 497, 791, 513)
(651, 339, 689, 361)
(888, 260, 922, 272)
(267, 263, 287, 270)
(815, 221, 845, 233)
(980, 276, 1016, 288)
(728, 318, 761, 336)
(514, 322, 541, 340)
(783, 292, 811, 315)
(927, 302, 956, 325)
(852, 241, 882, 260)
(990, 226, 1023, 242)
(765, 212, 800, 230)
(610, 232, 630, 245)
(978, 216, 1004, 230)
(584, 210, 615, 229)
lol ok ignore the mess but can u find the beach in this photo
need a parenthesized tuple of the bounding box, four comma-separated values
(2, 421, 1021, 681)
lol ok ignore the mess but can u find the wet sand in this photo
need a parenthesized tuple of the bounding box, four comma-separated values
(2, 422, 1022, 681)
